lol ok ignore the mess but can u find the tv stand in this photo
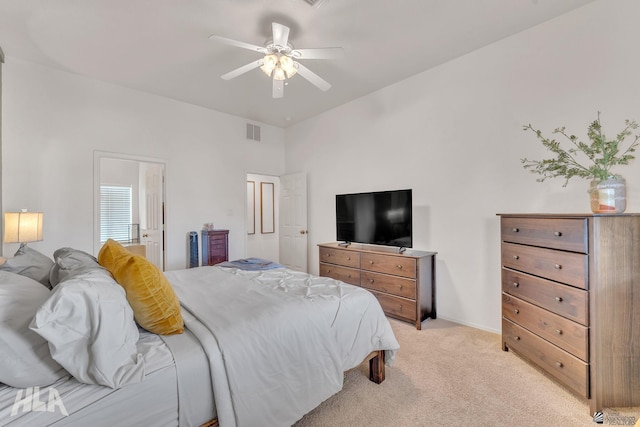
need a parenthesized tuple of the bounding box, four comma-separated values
(318, 242, 437, 330)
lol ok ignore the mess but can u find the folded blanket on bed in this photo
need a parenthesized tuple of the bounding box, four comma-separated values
(216, 258, 284, 271)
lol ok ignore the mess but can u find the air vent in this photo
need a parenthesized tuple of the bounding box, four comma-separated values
(304, 0, 328, 8)
(246, 123, 261, 142)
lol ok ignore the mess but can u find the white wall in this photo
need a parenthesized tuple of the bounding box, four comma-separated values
(2, 57, 286, 270)
(285, 0, 640, 332)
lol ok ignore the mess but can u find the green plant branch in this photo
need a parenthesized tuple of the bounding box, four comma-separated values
(521, 113, 639, 186)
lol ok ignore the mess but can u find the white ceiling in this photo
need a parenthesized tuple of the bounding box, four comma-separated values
(0, 0, 596, 128)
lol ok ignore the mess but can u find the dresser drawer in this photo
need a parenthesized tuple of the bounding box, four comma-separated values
(319, 262, 360, 286)
(502, 268, 588, 325)
(319, 247, 360, 268)
(361, 253, 416, 279)
(370, 291, 417, 322)
(209, 242, 227, 251)
(361, 271, 416, 299)
(501, 217, 587, 253)
(502, 294, 588, 361)
(501, 242, 588, 289)
(502, 318, 588, 398)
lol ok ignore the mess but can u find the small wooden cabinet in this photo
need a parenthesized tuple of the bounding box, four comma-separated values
(318, 242, 436, 330)
(202, 229, 229, 266)
(498, 214, 640, 414)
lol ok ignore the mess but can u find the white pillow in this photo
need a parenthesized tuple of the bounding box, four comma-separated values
(0, 271, 67, 387)
(30, 270, 146, 389)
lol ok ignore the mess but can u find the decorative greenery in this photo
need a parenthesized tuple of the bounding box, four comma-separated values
(521, 112, 640, 186)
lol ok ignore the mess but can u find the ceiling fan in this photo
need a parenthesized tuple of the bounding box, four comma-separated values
(210, 22, 344, 98)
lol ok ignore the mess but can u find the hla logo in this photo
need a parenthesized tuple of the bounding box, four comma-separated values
(11, 387, 68, 417)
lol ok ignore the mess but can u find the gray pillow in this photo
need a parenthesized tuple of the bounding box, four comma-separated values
(0, 271, 68, 387)
(0, 244, 54, 289)
(49, 247, 108, 287)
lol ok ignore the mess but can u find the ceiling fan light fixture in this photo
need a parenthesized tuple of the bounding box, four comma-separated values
(260, 54, 278, 76)
(212, 21, 339, 97)
(272, 67, 286, 81)
(279, 55, 297, 78)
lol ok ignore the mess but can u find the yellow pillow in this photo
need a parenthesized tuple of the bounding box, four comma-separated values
(98, 239, 183, 335)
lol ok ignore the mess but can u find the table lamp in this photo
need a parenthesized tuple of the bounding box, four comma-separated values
(3, 209, 44, 247)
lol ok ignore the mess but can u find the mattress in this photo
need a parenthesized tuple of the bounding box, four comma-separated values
(0, 327, 215, 427)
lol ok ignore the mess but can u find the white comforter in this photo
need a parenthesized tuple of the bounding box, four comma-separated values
(164, 266, 399, 427)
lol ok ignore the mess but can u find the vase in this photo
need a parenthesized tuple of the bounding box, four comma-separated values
(589, 177, 626, 214)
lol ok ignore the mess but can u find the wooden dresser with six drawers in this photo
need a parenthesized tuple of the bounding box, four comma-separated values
(318, 242, 436, 330)
(498, 213, 640, 414)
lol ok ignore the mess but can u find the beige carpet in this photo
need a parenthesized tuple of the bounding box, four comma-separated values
(294, 318, 640, 427)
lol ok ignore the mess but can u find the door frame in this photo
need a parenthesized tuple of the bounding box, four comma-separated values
(93, 151, 167, 266)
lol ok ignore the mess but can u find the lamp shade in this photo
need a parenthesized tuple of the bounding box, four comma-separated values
(3, 211, 44, 243)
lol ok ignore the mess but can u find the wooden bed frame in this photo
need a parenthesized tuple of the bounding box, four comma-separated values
(198, 350, 386, 427)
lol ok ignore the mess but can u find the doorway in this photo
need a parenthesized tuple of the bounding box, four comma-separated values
(94, 152, 166, 270)
(245, 172, 308, 272)
(246, 173, 279, 262)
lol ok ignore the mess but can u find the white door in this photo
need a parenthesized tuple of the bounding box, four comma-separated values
(139, 163, 165, 270)
(279, 173, 308, 271)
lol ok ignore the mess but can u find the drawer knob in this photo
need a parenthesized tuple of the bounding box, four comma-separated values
(556, 362, 564, 368)
(555, 329, 563, 335)
(514, 336, 521, 341)
(399, 285, 403, 290)
(554, 231, 562, 237)
(347, 274, 351, 278)
(396, 264, 403, 270)
(369, 260, 374, 265)
(554, 264, 562, 269)
(512, 282, 519, 288)
(513, 255, 519, 260)
(555, 296, 563, 302)
(369, 279, 375, 284)
(514, 309, 519, 314)
(512, 228, 519, 232)
(347, 257, 351, 260)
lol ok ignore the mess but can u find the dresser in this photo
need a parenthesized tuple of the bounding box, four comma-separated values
(498, 213, 640, 414)
(318, 242, 436, 330)
(202, 229, 229, 266)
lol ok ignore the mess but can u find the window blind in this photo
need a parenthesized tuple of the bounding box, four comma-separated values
(100, 185, 132, 243)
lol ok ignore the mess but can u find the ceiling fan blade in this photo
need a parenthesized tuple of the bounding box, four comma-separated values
(221, 60, 262, 80)
(294, 62, 331, 91)
(293, 47, 345, 60)
(272, 22, 290, 50)
(209, 35, 267, 53)
(273, 79, 284, 99)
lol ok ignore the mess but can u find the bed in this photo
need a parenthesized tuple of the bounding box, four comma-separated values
(0, 241, 399, 426)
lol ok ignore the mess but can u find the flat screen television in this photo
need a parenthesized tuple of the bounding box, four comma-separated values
(336, 189, 412, 248)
